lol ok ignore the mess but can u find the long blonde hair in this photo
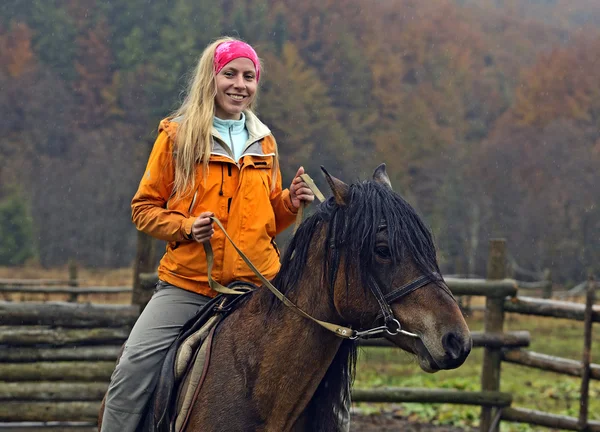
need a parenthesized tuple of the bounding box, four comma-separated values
(170, 36, 261, 198)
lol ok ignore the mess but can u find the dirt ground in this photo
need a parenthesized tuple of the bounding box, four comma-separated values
(350, 413, 468, 432)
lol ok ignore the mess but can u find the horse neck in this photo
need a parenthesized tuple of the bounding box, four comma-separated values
(272, 241, 343, 333)
(189, 243, 346, 431)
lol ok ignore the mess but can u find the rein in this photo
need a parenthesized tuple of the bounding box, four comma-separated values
(202, 174, 439, 340)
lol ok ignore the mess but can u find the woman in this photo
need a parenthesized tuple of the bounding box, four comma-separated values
(101, 37, 315, 431)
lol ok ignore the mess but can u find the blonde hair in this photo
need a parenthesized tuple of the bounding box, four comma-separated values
(170, 36, 263, 198)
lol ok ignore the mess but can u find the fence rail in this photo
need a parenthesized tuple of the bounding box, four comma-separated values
(351, 388, 512, 407)
(0, 286, 132, 295)
(502, 349, 600, 380)
(361, 330, 530, 349)
(504, 295, 600, 322)
(501, 407, 600, 432)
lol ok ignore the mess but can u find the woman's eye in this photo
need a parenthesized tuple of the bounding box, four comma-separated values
(375, 246, 391, 260)
(245, 75, 255, 80)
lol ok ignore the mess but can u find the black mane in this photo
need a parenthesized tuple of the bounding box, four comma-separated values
(267, 179, 440, 432)
(272, 180, 440, 299)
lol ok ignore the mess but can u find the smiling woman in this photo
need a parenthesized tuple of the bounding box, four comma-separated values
(97, 37, 318, 432)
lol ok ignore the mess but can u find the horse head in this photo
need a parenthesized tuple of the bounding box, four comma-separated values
(321, 164, 471, 372)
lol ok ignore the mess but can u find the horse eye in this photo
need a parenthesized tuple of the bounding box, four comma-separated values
(375, 245, 391, 260)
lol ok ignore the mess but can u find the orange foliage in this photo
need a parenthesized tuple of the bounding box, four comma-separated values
(73, 18, 115, 126)
(514, 37, 600, 127)
(0, 22, 35, 77)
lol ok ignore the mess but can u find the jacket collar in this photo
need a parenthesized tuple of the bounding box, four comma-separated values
(211, 109, 270, 143)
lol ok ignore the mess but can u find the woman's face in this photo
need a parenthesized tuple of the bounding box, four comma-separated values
(214, 57, 258, 120)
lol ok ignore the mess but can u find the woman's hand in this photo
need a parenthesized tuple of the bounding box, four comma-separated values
(289, 166, 315, 209)
(191, 211, 214, 243)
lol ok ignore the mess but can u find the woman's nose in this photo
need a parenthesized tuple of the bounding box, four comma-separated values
(233, 75, 245, 89)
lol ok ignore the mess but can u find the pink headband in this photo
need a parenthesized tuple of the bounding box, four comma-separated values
(214, 41, 261, 82)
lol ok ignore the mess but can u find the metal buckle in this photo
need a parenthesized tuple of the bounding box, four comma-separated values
(385, 318, 401, 335)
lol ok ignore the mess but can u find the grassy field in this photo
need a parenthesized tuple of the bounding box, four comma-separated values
(1, 266, 598, 431)
(355, 309, 600, 431)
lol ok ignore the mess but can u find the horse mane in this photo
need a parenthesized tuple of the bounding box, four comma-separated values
(272, 180, 440, 301)
(266, 179, 441, 432)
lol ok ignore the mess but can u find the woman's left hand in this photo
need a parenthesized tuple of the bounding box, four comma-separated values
(289, 166, 315, 209)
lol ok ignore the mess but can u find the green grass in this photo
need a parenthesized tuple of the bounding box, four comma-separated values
(354, 311, 600, 431)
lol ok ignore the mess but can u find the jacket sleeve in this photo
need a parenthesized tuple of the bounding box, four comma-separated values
(270, 165, 298, 235)
(131, 131, 196, 242)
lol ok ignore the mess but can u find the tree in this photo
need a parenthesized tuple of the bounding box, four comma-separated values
(259, 43, 358, 184)
(0, 189, 34, 266)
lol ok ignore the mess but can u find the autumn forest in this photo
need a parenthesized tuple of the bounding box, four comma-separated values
(0, 0, 598, 284)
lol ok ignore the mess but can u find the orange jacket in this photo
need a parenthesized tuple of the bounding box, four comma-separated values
(131, 111, 298, 297)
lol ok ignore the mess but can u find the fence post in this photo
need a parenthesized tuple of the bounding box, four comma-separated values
(67, 259, 78, 302)
(542, 268, 552, 299)
(132, 231, 156, 313)
(480, 239, 507, 432)
(578, 273, 595, 430)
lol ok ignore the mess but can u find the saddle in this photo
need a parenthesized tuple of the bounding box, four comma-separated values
(143, 282, 256, 432)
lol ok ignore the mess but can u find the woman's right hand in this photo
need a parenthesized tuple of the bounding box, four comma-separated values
(191, 211, 214, 243)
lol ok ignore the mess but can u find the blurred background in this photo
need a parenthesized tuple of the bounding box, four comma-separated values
(0, 0, 598, 285)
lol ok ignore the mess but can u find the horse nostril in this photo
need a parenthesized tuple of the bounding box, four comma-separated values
(442, 332, 465, 360)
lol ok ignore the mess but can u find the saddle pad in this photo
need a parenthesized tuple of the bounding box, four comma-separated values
(175, 314, 220, 380)
(174, 324, 217, 432)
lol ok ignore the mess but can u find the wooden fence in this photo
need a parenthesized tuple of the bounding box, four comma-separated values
(362, 240, 599, 432)
(0, 239, 598, 431)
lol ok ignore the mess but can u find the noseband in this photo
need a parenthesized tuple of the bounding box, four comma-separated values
(331, 223, 454, 340)
(351, 271, 445, 340)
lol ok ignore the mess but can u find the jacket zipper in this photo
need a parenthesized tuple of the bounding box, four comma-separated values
(228, 126, 235, 163)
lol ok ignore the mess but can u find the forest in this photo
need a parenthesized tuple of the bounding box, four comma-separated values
(0, 0, 598, 284)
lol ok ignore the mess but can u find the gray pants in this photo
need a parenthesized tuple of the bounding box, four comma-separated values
(101, 281, 211, 432)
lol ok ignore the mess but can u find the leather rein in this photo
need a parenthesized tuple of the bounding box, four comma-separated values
(203, 174, 444, 340)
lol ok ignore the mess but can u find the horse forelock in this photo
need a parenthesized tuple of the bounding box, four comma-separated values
(329, 181, 440, 294)
(271, 180, 440, 306)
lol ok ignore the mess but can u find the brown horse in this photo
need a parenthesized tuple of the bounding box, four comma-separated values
(100, 164, 471, 432)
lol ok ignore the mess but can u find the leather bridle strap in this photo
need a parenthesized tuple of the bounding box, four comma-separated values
(384, 272, 443, 304)
(368, 274, 396, 325)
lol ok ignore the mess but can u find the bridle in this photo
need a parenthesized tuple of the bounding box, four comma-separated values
(203, 174, 454, 340)
(352, 272, 444, 339)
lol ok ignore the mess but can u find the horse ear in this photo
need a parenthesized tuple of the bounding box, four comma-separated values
(373, 163, 393, 190)
(320, 166, 349, 206)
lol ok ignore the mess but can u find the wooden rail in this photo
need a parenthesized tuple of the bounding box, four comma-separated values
(0, 286, 132, 295)
(504, 296, 600, 322)
(501, 407, 600, 432)
(0, 301, 139, 327)
(0, 278, 75, 286)
(502, 349, 600, 380)
(351, 388, 512, 407)
(360, 331, 530, 349)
